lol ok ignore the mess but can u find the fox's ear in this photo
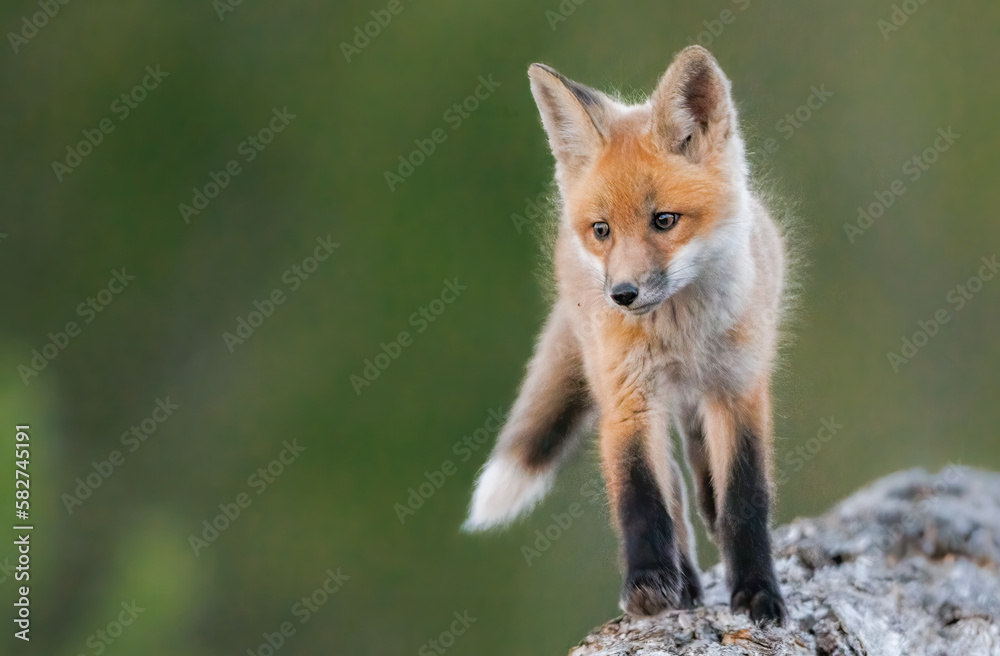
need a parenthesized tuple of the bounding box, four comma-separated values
(650, 46, 736, 161)
(528, 63, 613, 182)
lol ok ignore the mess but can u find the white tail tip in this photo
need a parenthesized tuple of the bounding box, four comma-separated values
(462, 456, 554, 532)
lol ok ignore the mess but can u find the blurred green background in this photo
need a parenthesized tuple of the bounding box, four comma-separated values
(0, 0, 998, 654)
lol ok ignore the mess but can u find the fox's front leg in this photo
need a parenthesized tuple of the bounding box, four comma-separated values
(464, 304, 592, 530)
(601, 408, 694, 616)
(702, 383, 786, 624)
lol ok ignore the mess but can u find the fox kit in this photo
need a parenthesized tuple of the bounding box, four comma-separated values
(464, 46, 787, 624)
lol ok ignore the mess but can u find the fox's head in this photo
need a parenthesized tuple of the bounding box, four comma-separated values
(529, 46, 750, 315)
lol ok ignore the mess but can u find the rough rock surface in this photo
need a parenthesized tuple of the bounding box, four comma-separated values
(570, 467, 1000, 656)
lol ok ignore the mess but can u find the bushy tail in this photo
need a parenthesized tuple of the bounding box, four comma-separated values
(463, 305, 592, 531)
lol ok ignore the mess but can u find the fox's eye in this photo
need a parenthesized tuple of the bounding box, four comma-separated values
(593, 222, 610, 240)
(652, 212, 680, 231)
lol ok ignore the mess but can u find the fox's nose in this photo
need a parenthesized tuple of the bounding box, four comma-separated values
(610, 283, 639, 307)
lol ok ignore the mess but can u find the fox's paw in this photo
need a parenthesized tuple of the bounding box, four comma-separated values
(620, 566, 688, 616)
(731, 580, 786, 626)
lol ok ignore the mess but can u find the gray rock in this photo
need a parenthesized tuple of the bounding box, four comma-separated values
(570, 467, 1000, 656)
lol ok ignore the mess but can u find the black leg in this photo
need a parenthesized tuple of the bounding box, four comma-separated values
(718, 429, 786, 624)
(617, 440, 684, 615)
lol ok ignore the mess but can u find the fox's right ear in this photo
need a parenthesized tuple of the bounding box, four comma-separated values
(528, 63, 613, 183)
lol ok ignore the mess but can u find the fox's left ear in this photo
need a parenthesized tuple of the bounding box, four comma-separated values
(650, 46, 736, 161)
